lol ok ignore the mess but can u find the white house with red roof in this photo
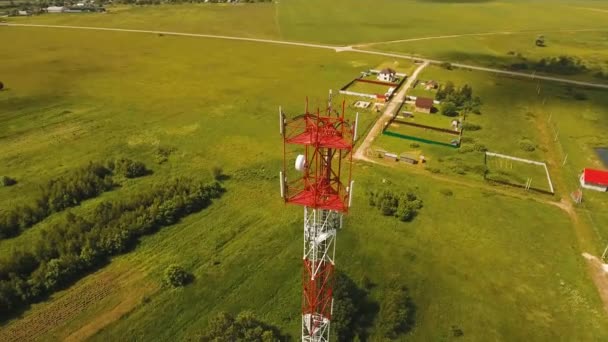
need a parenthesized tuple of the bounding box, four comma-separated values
(580, 168, 608, 192)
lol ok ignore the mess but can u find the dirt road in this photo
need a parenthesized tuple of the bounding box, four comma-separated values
(3, 23, 608, 90)
(353, 61, 428, 160)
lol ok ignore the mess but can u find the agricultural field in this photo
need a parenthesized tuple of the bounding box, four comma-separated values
(2, 1, 608, 341)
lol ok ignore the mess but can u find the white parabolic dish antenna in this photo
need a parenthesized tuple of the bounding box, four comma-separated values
(295, 154, 306, 172)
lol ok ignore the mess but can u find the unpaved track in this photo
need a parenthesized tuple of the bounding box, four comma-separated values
(3, 23, 608, 90)
(354, 61, 428, 160)
(353, 28, 608, 47)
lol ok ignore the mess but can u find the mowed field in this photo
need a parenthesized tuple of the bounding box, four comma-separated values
(1, 1, 608, 341)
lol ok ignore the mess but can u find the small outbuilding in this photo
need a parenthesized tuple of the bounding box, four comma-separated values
(415, 97, 434, 113)
(580, 168, 608, 192)
(377, 68, 396, 82)
(425, 80, 439, 90)
(46, 6, 66, 13)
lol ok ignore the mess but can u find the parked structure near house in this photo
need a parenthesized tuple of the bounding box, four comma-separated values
(377, 68, 396, 82)
(46, 6, 66, 13)
(425, 80, 438, 90)
(17, 10, 31, 16)
(580, 168, 608, 192)
(415, 97, 434, 113)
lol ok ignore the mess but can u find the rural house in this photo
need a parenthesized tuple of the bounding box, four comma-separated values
(580, 168, 608, 192)
(377, 68, 396, 82)
(415, 97, 434, 113)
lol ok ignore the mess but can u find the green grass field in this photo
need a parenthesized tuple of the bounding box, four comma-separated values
(2, 1, 608, 341)
(368, 31, 608, 82)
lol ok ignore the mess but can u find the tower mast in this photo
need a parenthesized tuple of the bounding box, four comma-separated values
(280, 93, 356, 341)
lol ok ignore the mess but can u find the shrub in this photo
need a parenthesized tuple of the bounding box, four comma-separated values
(0, 81, 4, 91)
(155, 146, 175, 164)
(440, 62, 453, 70)
(473, 143, 487, 152)
(441, 102, 458, 117)
(426, 167, 441, 174)
(112, 158, 148, 178)
(573, 91, 587, 101)
(409, 143, 420, 148)
(462, 122, 481, 131)
(211, 166, 223, 181)
(1, 176, 17, 187)
(440, 188, 453, 196)
(519, 140, 536, 152)
(163, 264, 192, 288)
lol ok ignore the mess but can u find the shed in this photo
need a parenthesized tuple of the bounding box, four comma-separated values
(46, 6, 65, 13)
(377, 68, 396, 82)
(580, 168, 608, 192)
(415, 97, 434, 113)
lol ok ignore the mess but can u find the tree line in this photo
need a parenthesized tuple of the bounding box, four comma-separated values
(0, 159, 148, 240)
(0, 178, 224, 318)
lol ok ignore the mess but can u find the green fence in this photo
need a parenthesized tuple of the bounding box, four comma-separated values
(383, 130, 459, 148)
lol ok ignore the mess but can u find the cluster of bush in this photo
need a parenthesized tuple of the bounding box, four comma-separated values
(536, 56, 587, 75)
(200, 311, 287, 341)
(0, 178, 224, 317)
(368, 189, 423, 222)
(510, 56, 588, 75)
(0, 163, 114, 240)
(108, 158, 149, 178)
(332, 272, 378, 341)
(1, 176, 17, 187)
(436, 82, 482, 117)
(377, 284, 416, 339)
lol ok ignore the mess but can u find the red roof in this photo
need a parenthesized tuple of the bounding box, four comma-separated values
(415, 97, 434, 109)
(583, 168, 608, 186)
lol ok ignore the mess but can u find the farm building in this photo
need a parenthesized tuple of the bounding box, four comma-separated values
(415, 97, 434, 113)
(46, 6, 66, 13)
(580, 168, 608, 192)
(377, 68, 396, 82)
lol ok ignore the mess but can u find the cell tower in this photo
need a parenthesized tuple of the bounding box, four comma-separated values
(279, 91, 358, 342)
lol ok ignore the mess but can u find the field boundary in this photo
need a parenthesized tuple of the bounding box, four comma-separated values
(383, 130, 459, 148)
(393, 119, 460, 135)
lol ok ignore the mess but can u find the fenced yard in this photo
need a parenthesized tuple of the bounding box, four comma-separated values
(484, 151, 554, 194)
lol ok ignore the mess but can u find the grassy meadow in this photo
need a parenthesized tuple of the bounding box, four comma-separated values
(368, 30, 608, 82)
(1, 1, 608, 341)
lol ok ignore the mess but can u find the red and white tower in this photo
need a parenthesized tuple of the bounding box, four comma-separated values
(280, 93, 357, 342)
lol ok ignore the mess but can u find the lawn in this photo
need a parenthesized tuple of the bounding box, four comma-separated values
(2, 3, 608, 342)
(346, 80, 391, 96)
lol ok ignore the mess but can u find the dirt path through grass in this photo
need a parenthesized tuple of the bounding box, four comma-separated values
(354, 61, 429, 160)
(3, 23, 608, 90)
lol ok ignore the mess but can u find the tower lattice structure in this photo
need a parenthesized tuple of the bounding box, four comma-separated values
(280, 95, 356, 342)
